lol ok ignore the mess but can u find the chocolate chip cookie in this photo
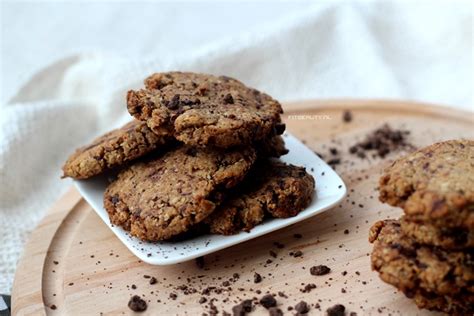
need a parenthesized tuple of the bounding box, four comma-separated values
(205, 161, 315, 235)
(62, 120, 171, 179)
(369, 220, 474, 301)
(127, 72, 284, 148)
(104, 145, 256, 241)
(379, 139, 474, 228)
(400, 216, 474, 250)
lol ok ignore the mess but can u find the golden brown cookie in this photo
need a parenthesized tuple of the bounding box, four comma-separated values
(127, 72, 284, 148)
(400, 216, 474, 250)
(104, 145, 256, 241)
(62, 120, 171, 179)
(205, 160, 315, 235)
(369, 220, 474, 305)
(379, 139, 474, 228)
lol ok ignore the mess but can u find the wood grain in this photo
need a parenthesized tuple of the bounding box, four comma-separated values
(12, 100, 474, 316)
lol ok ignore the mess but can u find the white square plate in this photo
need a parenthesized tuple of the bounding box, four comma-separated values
(75, 132, 346, 265)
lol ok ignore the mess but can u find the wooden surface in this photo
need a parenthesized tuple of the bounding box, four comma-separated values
(12, 100, 474, 315)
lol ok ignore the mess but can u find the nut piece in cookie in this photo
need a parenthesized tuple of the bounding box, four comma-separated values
(104, 145, 256, 241)
(127, 72, 284, 148)
(379, 139, 474, 228)
(205, 160, 315, 235)
(62, 120, 171, 179)
(369, 219, 474, 312)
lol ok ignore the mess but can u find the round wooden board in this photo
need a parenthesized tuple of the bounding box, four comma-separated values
(12, 100, 474, 316)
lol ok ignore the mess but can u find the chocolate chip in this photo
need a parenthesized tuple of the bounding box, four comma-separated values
(167, 94, 180, 110)
(274, 123, 286, 135)
(295, 301, 309, 314)
(128, 295, 147, 312)
(269, 307, 284, 316)
(329, 147, 338, 155)
(310, 265, 331, 276)
(169, 293, 177, 300)
(223, 93, 234, 104)
(131, 284, 137, 289)
(343, 110, 353, 123)
(269, 250, 277, 258)
(259, 294, 276, 309)
(326, 304, 345, 316)
(254, 272, 262, 283)
(199, 297, 207, 304)
(149, 277, 157, 285)
(50, 304, 57, 310)
(111, 195, 119, 204)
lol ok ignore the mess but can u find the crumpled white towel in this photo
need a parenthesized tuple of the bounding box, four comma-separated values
(0, 1, 472, 293)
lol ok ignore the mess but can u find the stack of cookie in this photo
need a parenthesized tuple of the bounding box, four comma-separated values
(370, 140, 474, 314)
(63, 72, 315, 241)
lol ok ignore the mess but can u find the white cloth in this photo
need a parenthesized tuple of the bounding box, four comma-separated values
(0, 1, 472, 293)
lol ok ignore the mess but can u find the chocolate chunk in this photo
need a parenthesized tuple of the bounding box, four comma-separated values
(223, 93, 234, 104)
(326, 304, 345, 316)
(259, 294, 277, 309)
(343, 110, 353, 123)
(310, 265, 331, 276)
(269, 307, 284, 316)
(295, 301, 309, 314)
(254, 272, 262, 283)
(128, 295, 147, 312)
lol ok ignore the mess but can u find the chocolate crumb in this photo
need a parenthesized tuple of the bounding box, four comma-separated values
(343, 110, 353, 123)
(310, 265, 331, 276)
(269, 307, 284, 316)
(131, 284, 137, 290)
(293, 250, 303, 257)
(326, 304, 345, 316)
(254, 272, 262, 283)
(295, 301, 310, 314)
(169, 293, 177, 300)
(195, 256, 205, 269)
(259, 294, 277, 309)
(128, 295, 147, 312)
(349, 124, 412, 159)
(149, 277, 157, 285)
(232, 299, 253, 315)
(269, 250, 277, 258)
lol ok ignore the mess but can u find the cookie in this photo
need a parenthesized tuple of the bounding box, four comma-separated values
(127, 72, 284, 148)
(62, 120, 171, 179)
(412, 288, 473, 315)
(104, 145, 256, 241)
(400, 216, 474, 250)
(205, 161, 315, 235)
(379, 139, 474, 228)
(369, 220, 474, 299)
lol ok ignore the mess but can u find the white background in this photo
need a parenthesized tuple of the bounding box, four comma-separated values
(0, 0, 472, 294)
